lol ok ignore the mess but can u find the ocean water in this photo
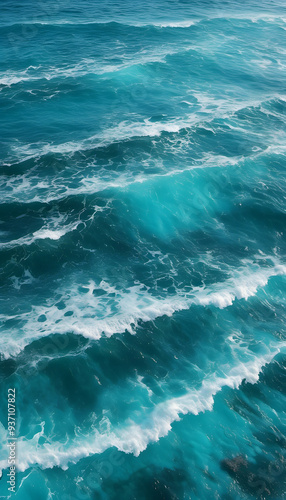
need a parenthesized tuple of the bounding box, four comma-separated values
(0, 0, 286, 498)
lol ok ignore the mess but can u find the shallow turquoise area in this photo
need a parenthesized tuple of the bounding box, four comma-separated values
(0, 0, 286, 498)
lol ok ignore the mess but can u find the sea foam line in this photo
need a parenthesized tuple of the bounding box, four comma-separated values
(1, 344, 284, 472)
(0, 19, 199, 28)
(4, 93, 274, 166)
(0, 152, 242, 206)
(0, 204, 108, 249)
(0, 221, 80, 249)
(1, 13, 284, 29)
(1, 258, 285, 358)
(0, 41, 189, 87)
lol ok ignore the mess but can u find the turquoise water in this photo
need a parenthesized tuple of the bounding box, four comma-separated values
(0, 0, 286, 498)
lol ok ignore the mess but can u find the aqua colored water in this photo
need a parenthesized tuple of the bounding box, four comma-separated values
(0, 0, 286, 498)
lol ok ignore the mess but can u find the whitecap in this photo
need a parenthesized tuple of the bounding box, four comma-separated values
(1, 344, 284, 472)
(1, 257, 285, 358)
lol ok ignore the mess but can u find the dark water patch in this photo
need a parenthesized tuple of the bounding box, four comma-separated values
(0, 357, 17, 379)
(221, 453, 286, 499)
(103, 464, 189, 500)
(259, 356, 286, 396)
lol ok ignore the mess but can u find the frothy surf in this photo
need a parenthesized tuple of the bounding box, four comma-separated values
(0, 152, 242, 205)
(1, 258, 285, 358)
(2, 344, 283, 472)
(3, 94, 275, 166)
(0, 42, 189, 87)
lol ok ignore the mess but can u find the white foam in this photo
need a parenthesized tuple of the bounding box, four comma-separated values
(0, 42, 182, 87)
(1, 138, 281, 205)
(4, 93, 271, 169)
(223, 14, 286, 24)
(9, 117, 194, 159)
(2, 13, 284, 29)
(0, 215, 81, 250)
(1, 258, 285, 358)
(11, 270, 37, 290)
(2, 12, 283, 89)
(1, 344, 284, 472)
(1, 18, 200, 29)
(153, 20, 198, 28)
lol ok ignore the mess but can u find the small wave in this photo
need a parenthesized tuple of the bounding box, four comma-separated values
(0, 42, 185, 87)
(0, 18, 200, 28)
(0, 204, 108, 248)
(0, 215, 81, 250)
(5, 94, 270, 163)
(218, 13, 286, 24)
(2, 345, 283, 472)
(1, 13, 284, 30)
(1, 257, 285, 358)
(4, 117, 203, 159)
(0, 152, 241, 206)
(152, 20, 198, 28)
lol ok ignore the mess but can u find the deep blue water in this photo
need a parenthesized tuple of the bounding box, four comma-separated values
(0, 0, 286, 498)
